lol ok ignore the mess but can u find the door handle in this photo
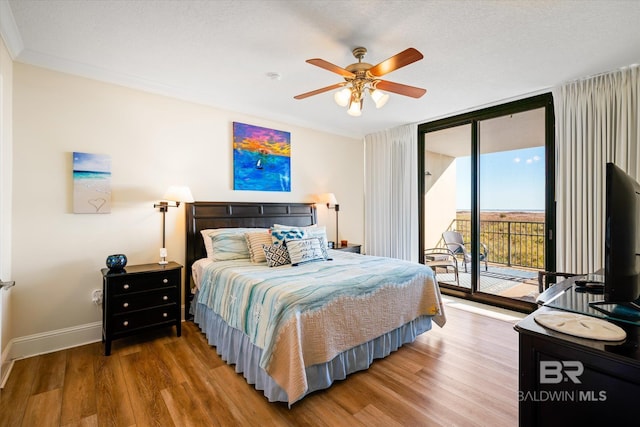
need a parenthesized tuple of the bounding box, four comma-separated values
(0, 280, 15, 290)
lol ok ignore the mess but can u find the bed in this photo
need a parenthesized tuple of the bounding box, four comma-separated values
(185, 201, 445, 405)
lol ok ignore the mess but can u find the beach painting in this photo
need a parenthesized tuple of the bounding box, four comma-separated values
(73, 152, 112, 213)
(233, 122, 291, 191)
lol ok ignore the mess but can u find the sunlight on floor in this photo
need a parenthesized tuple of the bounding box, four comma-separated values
(442, 296, 527, 323)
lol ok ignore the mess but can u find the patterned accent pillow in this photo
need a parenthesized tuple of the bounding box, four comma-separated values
(287, 238, 325, 266)
(262, 244, 291, 267)
(245, 231, 272, 263)
(270, 227, 306, 247)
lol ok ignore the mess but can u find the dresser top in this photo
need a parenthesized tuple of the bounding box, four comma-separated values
(516, 275, 640, 364)
(101, 261, 182, 277)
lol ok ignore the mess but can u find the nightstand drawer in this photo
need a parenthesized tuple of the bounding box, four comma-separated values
(112, 305, 178, 334)
(108, 270, 179, 295)
(112, 287, 178, 313)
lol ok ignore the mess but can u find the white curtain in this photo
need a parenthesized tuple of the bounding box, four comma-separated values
(554, 65, 640, 274)
(364, 123, 418, 262)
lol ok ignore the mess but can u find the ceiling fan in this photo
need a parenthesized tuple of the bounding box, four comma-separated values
(294, 47, 426, 116)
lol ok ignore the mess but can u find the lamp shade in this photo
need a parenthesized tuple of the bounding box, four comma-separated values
(370, 89, 389, 108)
(334, 88, 351, 107)
(319, 192, 338, 207)
(162, 185, 194, 203)
(347, 99, 362, 117)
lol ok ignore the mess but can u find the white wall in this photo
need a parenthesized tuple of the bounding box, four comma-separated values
(424, 151, 457, 248)
(0, 34, 14, 381)
(9, 63, 363, 356)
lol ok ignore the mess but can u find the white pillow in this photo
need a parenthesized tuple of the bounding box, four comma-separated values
(287, 238, 326, 266)
(304, 226, 329, 255)
(201, 229, 216, 258)
(273, 223, 317, 229)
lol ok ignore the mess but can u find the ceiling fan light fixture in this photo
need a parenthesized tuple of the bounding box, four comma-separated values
(370, 88, 389, 109)
(347, 98, 362, 116)
(295, 47, 425, 116)
(334, 87, 351, 107)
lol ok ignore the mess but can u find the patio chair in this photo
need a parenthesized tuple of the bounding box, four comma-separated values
(424, 247, 460, 286)
(442, 230, 489, 273)
(537, 271, 580, 293)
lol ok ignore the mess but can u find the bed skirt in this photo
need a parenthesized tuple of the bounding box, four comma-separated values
(192, 298, 433, 405)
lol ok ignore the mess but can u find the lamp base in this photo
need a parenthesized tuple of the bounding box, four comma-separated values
(159, 248, 168, 265)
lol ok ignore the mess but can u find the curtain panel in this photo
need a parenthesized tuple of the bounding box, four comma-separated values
(553, 65, 640, 274)
(364, 124, 418, 262)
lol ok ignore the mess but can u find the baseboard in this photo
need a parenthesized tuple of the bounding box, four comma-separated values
(6, 305, 187, 362)
(8, 321, 102, 361)
(442, 296, 526, 322)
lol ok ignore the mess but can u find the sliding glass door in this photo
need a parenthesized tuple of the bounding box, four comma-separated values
(419, 94, 555, 312)
(477, 109, 547, 300)
(423, 123, 471, 290)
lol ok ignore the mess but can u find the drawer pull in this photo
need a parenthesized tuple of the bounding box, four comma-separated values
(163, 312, 168, 318)
(123, 302, 129, 308)
(123, 321, 129, 327)
(123, 284, 130, 290)
(162, 295, 168, 301)
(163, 278, 169, 284)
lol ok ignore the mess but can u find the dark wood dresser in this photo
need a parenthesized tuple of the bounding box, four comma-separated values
(101, 261, 182, 355)
(515, 277, 640, 426)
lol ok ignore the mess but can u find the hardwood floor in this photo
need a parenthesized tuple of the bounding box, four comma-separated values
(0, 303, 520, 426)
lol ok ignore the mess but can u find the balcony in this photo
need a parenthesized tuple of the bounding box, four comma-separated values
(428, 217, 545, 303)
(455, 218, 545, 269)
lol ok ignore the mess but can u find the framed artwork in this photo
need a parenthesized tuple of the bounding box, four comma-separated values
(73, 152, 112, 213)
(233, 122, 291, 191)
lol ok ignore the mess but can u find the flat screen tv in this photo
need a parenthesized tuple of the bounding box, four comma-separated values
(590, 162, 640, 320)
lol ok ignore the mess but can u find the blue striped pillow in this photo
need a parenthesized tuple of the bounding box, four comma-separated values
(206, 229, 252, 261)
(201, 228, 264, 259)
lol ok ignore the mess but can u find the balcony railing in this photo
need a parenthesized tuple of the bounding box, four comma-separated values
(453, 219, 545, 269)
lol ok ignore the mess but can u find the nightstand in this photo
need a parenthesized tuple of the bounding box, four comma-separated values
(334, 243, 361, 254)
(101, 261, 182, 355)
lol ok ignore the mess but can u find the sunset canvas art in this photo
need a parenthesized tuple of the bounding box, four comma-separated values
(233, 122, 291, 191)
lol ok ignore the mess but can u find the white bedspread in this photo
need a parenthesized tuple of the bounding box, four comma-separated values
(195, 250, 445, 404)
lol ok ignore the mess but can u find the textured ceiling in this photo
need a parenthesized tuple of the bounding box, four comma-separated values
(2, 0, 640, 138)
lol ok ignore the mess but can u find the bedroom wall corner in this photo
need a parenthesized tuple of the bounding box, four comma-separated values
(10, 63, 364, 358)
(0, 33, 15, 387)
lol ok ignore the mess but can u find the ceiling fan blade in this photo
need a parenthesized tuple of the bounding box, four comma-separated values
(368, 48, 424, 77)
(375, 80, 426, 98)
(306, 59, 355, 78)
(294, 82, 347, 100)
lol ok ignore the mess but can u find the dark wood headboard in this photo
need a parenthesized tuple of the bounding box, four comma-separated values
(184, 201, 317, 318)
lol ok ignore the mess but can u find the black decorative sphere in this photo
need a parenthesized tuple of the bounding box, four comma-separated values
(106, 254, 127, 271)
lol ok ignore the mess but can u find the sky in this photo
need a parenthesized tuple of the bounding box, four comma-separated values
(456, 146, 545, 211)
(73, 151, 111, 173)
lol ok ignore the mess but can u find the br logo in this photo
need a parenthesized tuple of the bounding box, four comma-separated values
(540, 361, 584, 384)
